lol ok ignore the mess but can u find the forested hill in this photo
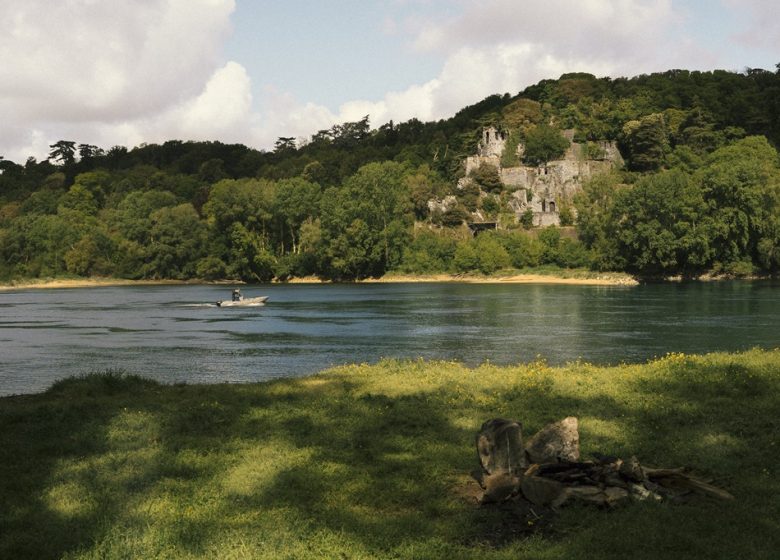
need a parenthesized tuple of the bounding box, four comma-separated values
(1, 67, 779, 281)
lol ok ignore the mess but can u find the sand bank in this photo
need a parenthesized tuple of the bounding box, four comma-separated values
(1, 272, 638, 291)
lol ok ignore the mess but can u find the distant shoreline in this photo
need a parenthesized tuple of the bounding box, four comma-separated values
(0, 272, 638, 291)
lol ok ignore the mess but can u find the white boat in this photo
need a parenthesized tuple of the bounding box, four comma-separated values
(216, 290, 269, 307)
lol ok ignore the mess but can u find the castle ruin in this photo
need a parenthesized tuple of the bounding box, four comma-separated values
(459, 126, 623, 227)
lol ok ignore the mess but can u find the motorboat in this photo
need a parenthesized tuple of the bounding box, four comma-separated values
(216, 289, 268, 307)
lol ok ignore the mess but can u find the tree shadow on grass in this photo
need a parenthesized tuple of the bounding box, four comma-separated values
(2, 354, 779, 559)
(0, 371, 480, 558)
(548, 355, 780, 560)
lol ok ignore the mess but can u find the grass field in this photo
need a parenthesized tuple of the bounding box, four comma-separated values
(1, 350, 778, 559)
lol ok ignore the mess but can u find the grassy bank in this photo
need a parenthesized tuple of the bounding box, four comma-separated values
(1, 351, 778, 559)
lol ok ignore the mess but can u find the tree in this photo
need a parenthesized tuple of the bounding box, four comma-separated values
(522, 124, 570, 167)
(453, 233, 510, 274)
(274, 137, 296, 154)
(612, 170, 711, 277)
(64, 230, 114, 276)
(144, 204, 207, 279)
(473, 233, 511, 273)
(113, 190, 179, 244)
(273, 177, 321, 254)
(621, 113, 669, 172)
(48, 141, 77, 166)
(77, 144, 104, 161)
(396, 230, 457, 274)
(58, 184, 98, 215)
(695, 136, 780, 269)
(499, 231, 543, 268)
(406, 165, 449, 220)
(469, 161, 503, 193)
(319, 161, 413, 279)
(226, 222, 276, 281)
(501, 98, 543, 129)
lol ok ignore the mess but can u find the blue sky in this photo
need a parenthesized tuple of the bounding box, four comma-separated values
(1, 0, 778, 163)
(224, 1, 447, 111)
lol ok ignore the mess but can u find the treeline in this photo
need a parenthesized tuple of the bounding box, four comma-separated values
(1, 66, 779, 281)
(0, 160, 589, 281)
(578, 136, 780, 277)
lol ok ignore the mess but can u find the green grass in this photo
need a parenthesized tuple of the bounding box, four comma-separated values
(1, 351, 779, 559)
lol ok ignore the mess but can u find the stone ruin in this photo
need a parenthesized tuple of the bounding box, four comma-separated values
(471, 417, 733, 509)
(450, 126, 623, 227)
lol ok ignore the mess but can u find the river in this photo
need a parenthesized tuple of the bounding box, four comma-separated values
(1, 281, 779, 395)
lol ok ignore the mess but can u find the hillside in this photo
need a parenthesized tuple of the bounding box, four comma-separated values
(1, 67, 779, 281)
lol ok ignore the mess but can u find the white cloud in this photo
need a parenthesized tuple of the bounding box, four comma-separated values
(0, 0, 236, 161)
(166, 62, 255, 143)
(413, 0, 683, 68)
(724, 0, 780, 53)
(274, 0, 688, 140)
(248, 0, 698, 151)
(0, 0, 768, 165)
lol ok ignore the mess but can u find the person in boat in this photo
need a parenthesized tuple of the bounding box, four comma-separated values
(232, 289, 242, 302)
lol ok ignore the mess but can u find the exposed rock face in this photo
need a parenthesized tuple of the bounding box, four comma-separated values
(524, 416, 580, 464)
(427, 195, 458, 215)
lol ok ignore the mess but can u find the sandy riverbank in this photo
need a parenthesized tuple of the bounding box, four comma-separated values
(364, 273, 638, 285)
(0, 272, 638, 291)
(0, 278, 196, 291)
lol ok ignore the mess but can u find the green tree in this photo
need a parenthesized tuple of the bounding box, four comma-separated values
(453, 240, 480, 273)
(469, 162, 503, 193)
(522, 124, 570, 167)
(48, 140, 77, 166)
(273, 177, 321, 254)
(473, 233, 511, 273)
(113, 190, 179, 244)
(144, 204, 207, 279)
(621, 113, 669, 172)
(396, 230, 457, 273)
(406, 165, 449, 220)
(574, 172, 624, 270)
(320, 162, 413, 280)
(64, 230, 115, 276)
(499, 230, 543, 268)
(612, 170, 711, 276)
(695, 136, 780, 269)
(58, 184, 98, 215)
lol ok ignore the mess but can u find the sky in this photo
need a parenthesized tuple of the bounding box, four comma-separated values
(1, 0, 778, 164)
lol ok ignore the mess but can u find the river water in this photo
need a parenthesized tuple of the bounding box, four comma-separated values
(1, 281, 779, 396)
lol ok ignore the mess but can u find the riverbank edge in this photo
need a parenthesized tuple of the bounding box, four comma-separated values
(0, 271, 639, 291)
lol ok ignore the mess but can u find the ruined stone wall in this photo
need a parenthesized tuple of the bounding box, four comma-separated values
(477, 126, 506, 158)
(465, 155, 501, 176)
(442, 127, 622, 229)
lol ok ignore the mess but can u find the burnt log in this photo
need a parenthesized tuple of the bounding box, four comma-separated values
(471, 416, 733, 510)
(476, 418, 527, 477)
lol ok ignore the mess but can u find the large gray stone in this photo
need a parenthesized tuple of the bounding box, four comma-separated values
(524, 417, 580, 464)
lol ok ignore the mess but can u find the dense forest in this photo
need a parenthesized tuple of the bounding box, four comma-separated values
(1, 66, 779, 282)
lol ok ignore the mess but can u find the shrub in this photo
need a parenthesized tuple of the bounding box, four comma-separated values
(469, 162, 503, 193)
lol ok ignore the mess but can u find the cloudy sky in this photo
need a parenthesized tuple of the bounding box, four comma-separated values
(1, 0, 778, 164)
